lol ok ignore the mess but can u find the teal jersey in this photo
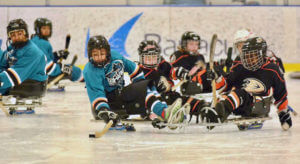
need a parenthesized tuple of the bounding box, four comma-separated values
(31, 35, 61, 76)
(0, 40, 47, 90)
(0, 49, 7, 72)
(83, 50, 145, 111)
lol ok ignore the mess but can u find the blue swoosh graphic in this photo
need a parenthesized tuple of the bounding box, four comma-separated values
(84, 28, 90, 58)
(0, 39, 2, 49)
(108, 12, 143, 57)
(84, 12, 142, 58)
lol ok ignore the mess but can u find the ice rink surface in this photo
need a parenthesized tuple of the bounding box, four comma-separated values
(0, 76, 300, 164)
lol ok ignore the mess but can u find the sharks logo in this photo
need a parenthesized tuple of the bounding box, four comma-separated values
(242, 78, 266, 94)
(5, 49, 17, 66)
(105, 60, 124, 87)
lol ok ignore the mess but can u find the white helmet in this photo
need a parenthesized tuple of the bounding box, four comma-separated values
(234, 29, 256, 45)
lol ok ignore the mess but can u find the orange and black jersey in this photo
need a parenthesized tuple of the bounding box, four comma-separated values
(139, 59, 174, 86)
(171, 50, 205, 70)
(221, 61, 288, 111)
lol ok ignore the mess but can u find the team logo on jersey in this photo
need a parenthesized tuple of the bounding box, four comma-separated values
(5, 49, 17, 66)
(105, 60, 124, 86)
(242, 78, 266, 94)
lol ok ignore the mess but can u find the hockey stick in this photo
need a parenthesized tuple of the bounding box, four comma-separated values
(59, 34, 71, 63)
(226, 47, 232, 73)
(89, 120, 113, 138)
(171, 79, 186, 92)
(209, 34, 218, 108)
(47, 55, 78, 89)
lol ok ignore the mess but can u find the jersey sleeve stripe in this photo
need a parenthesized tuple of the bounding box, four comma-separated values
(47, 63, 57, 75)
(46, 61, 54, 73)
(7, 68, 21, 85)
(3, 71, 15, 87)
(261, 67, 285, 82)
(129, 64, 139, 78)
(92, 97, 108, 109)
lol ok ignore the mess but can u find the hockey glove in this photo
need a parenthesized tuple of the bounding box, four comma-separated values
(53, 50, 69, 62)
(278, 110, 292, 130)
(157, 76, 171, 93)
(207, 65, 224, 81)
(176, 67, 191, 81)
(62, 64, 72, 76)
(97, 108, 120, 127)
(206, 69, 216, 81)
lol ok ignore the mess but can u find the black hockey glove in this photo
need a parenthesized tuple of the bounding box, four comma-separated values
(157, 76, 171, 93)
(206, 69, 216, 81)
(62, 64, 72, 76)
(176, 67, 191, 81)
(97, 108, 120, 127)
(53, 50, 69, 62)
(278, 110, 292, 130)
(207, 65, 224, 81)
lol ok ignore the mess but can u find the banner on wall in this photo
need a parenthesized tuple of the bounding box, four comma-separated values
(0, 7, 299, 64)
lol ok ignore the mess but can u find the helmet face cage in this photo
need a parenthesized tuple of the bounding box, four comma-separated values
(34, 18, 52, 39)
(138, 40, 161, 68)
(88, 35, 111, 68)
(140, 50, 161, 68)
(241, 37, 267, 71)
(7, 19, 29, 39)
(180, 31, 201, 52)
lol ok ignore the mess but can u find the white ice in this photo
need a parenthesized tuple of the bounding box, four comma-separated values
(0, 76, 300, 163)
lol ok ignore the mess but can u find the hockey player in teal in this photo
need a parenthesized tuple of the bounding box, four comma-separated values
(0, 19, 47, 95)
(31, 18, 83, 83)
(84, 35, 186, 127)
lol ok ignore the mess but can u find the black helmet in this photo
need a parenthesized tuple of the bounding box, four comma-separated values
(241, 37, 267, 71)
(180, 31, 201, 51)
(34, 18, 52, 39)
(87, 35, 111, 68)
(138, 40, 161, 68)
(7, 19, 29, 39)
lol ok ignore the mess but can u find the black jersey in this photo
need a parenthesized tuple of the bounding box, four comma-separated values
(170, 50, 205, 70)
(222, 60, 288, 111)
(139, 59, 174, 86)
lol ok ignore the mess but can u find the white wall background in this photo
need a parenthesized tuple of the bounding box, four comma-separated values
(0, 7, 299, 65)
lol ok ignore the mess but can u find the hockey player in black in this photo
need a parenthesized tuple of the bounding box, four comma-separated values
(202, 37, 292, 130)
(233, 29, 285, 74)
(170, 31, 214, 94)
(138, 40, 207, 121)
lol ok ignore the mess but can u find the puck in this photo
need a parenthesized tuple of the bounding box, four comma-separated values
(89, 134, 96, 138)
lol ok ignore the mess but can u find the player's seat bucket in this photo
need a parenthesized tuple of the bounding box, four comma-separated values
(8, 79, 47, 98)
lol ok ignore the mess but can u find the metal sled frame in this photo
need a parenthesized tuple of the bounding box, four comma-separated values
(1, 95, 43, 116)
(156, 116, 272, 130)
